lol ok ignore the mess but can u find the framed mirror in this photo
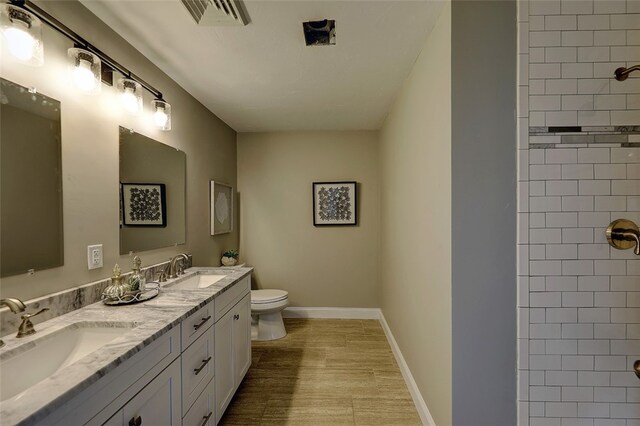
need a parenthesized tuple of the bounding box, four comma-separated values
(119, 127, 186, 254)
(0, 78, 63, 277)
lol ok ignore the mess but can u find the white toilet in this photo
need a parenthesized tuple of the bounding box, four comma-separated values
(250, 289, 289, 341)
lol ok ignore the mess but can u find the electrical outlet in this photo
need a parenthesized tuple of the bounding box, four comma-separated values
(87, 244, 103, 270)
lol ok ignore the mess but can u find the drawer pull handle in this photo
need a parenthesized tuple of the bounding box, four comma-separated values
(200, 411, 213, 426)
(129, 416, 142, 426)
(194, 356, 212, 375)
(234, 314, 239, 320)
(193, 316, 212, 330)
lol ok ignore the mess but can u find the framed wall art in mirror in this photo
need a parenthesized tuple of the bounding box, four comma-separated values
(121, 183, 167, 227)
(119, 127, 185, 254)
(210, 181, 233, 235)
(0, 78, 63, 277)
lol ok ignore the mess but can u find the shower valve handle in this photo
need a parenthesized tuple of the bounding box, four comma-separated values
(606, 219, 640, 255)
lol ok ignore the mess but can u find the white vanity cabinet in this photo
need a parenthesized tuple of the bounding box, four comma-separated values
(35, 274, 251, 426)
(214, 277, 251, 423)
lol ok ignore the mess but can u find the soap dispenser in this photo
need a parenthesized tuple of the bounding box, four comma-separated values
(128, 256, 146, 293)
(103, 264, 128, 301)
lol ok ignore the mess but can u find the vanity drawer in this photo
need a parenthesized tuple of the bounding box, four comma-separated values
(182, 300, 214, 350)
(182, 376, 215, 426)
(214, 275, 250, 322)
(182, 324, 214, 415)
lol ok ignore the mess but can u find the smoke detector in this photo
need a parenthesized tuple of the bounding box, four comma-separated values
(181, 0, 248, 26)
(303, 20, 336, 46)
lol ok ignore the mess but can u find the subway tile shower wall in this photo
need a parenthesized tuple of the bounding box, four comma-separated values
(518, 1, 640, 425)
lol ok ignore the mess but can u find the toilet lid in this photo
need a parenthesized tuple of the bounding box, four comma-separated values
(251, 289, 288, 304)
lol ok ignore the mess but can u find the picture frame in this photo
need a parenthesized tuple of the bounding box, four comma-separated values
(211, 181, 233, 235)
(312, 181, 357, 226)
(121, 183, 167, 227)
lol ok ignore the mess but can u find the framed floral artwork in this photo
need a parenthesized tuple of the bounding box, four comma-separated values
(312, 181, 357, 226)
(121, 183, 167, 227)
(211, 181, 233, 235)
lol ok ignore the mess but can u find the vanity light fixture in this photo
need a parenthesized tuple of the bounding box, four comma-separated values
(68, 47, 101, 94)
(4, 0, 175, 129)
(0, 3, 43, 66)
(152, 99, 171, 131)
(118, 78, 143, 115)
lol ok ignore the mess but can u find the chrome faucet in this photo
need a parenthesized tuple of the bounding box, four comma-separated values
(156, 266, 169, 282)
(17, 308, 49, 338)
(0, 298, 27, 314)
(168, 254, 190, 279)
(0, 298, 27, 347)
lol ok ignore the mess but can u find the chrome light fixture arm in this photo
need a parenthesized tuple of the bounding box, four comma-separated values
(9, 0, 165, 100)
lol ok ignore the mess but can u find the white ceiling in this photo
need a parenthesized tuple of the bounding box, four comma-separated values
(81, 0, 444, 132)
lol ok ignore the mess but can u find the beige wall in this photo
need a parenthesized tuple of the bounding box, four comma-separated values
(237, 131, 379, 308)
(0, 0, 237, 301)
(379, 3, 451, 425)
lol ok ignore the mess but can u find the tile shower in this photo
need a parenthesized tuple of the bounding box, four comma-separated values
(517, 1, 640, 424)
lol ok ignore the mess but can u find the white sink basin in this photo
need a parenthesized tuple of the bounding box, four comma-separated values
(165, 274, 227, 290)
(0, 322, 135, 402)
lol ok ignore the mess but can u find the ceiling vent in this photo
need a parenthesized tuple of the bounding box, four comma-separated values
(303, 20, 336, 46)
(181, 0, 248, 26)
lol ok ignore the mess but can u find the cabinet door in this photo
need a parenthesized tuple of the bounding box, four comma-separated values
(214, 310, 234, 424)
(233, 293, 251, 387)
(183, 376, 215, 426)
(121, 358, 181, 426)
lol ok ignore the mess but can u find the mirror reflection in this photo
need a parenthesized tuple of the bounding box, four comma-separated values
(0, 78, 64, 277)
(119, 127, 186, 254)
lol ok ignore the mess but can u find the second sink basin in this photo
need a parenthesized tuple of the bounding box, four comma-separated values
(164, 274, 227, 290)
(0, 321, 135, 402)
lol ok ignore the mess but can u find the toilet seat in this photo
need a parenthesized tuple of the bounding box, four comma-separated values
(251, 289, 288, 304)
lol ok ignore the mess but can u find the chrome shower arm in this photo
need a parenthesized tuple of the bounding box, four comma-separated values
(614, 65, 640, 81)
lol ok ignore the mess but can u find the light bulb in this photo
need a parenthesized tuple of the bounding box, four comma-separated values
(122, 88, 140, 114)
(154, 107, 168, 128)
(151, 99, 171, 130)
(4, 25, 34, 61)
(1, 4, 43, 66)
(117, 78, 142, 115)
(72, 58, 96, 92)
(68, 48, 100, 95)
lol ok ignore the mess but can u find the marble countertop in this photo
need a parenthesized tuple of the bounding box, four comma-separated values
(0, 266, 253, 426)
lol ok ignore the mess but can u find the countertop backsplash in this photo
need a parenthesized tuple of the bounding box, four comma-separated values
(0, 256, 192, 338)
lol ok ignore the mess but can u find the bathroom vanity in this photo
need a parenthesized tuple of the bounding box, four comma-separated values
(0, 267, 252, 426)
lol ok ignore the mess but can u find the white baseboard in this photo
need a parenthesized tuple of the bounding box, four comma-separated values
(282, 307, 381, 319)
(379, 312, 436, 426)
(281, 306, 435, 426)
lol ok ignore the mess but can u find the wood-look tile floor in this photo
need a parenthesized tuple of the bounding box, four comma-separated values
(219, 319, 422, 426)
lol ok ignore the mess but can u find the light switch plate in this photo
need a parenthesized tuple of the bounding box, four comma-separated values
(87, 244, 103, 270)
